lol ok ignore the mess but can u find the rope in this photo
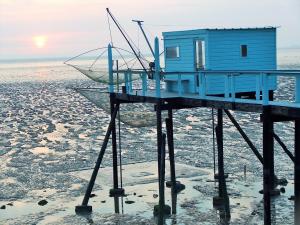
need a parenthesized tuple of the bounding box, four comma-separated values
(106, 9, 149, 70)
(63, 47, 107, 65)
(212, 108, 216, 176)
(89, 49, 107, 70)
(114, 47, 129, 68)
(130, 58, 139, 70)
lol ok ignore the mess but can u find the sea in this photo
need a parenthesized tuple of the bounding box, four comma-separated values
(0, 48, 299, 224)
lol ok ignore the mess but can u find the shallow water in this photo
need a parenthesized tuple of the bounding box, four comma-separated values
(0, 49, 299, 224)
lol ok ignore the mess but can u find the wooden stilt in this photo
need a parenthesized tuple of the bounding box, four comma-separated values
(159, 133, 166, 209)
(109, 97, 124, 200)
(166, 110, 177, 214)
(262, 106, 272, 225)
(165, 109, 184, 214)
(154, 101, 170, 216)
(214, 109, 230, 220)
(75, 103, 120, 214)
(110, 97, 119, 191)
(295, 119, 300, 224)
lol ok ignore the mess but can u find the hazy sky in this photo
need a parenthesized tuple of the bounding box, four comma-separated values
(0, 0, 299, 59)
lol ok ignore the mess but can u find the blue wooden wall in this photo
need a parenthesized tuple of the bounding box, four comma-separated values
(162, 28, 277, 95)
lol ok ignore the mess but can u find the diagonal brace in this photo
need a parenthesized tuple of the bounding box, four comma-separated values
(224, 109, 263, 164)
(81, 103, 120, 207)
(273, 132, 295, 163)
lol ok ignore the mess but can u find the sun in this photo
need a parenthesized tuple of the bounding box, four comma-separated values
(33, 35, 47, 48)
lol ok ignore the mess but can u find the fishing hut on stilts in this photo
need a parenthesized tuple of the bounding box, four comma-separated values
(65, 8, 300, 225)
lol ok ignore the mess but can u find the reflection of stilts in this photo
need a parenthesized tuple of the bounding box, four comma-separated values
(213, 109, 231, 222)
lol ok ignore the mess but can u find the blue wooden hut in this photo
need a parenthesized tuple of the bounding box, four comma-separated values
(162, 27, 277, 95)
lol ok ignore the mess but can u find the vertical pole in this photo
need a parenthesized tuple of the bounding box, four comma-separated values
(159, 133, 166, 209)
(129, 70, 133, 94)
(200, 72, 206, 98)
(256, 75, 261, 101)
(154, 101, 171, 216)
(230, 74, 236, 101)
(295, 119, 300, 224)
(262, 106, 273, 225)
(295, 76, 300, 103)
(154, 37, 161, 98)
(215, 109, 230, 219)
(124, 71, 129, 94)
(75, 104, 119, 214)
(262, 73, 269, 105)
(108, 44, 114, 93)
(216, 109, 225, 196)
(156, 101, 163, 208)
(166, 109, 177, 214)
(114, 197, 119, 214)
(224, 75, 229, 99)
(109, 97, 121, 214)
(110, 98, 119, 191)
(269, 90, 274, 101)
(142, 72, 147, 96)
(178, 74, 182, 96)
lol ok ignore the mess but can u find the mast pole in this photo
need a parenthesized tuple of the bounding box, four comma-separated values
(132, 20, 155, 57)
(106, 8, 148, 73)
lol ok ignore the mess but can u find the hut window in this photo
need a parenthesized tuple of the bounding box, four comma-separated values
(241, 45, 248, 57)
(195, 40, 205, 70)
(166, 46, 179, 58)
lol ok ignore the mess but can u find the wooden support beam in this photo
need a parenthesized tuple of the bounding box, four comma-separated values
(166, 110, 177, 214)
(260, 114, 296, 123)
(214, 109, 231, 220)
(110, 97, 119, 191)
(158, 103, 197, 111)
(109, 96, 123, 212)
(75, 103, 120, 214)
(224, 109, 263, 164)
(262, 106, 273, 225)
(159, 133, 166, 209)
(295, 119, 300, 224)
(154, 101, 171, 216)
(273, 132, 295, 163)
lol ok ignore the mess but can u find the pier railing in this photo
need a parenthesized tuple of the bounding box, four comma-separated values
(107, 39, 300, 108)
(109, 69, 300, 108)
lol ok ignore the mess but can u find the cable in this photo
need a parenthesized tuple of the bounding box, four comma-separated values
(114, 47, 129, 69)
(106, 8, 149, 72)
(63, 47, 107, 65)
(89, 49, 107, 70)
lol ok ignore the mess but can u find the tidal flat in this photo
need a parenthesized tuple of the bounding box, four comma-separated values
(0, 77, 295, 224)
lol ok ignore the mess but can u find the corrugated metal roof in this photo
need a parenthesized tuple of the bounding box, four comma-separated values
(203, 26, 277, 30)
(162, 26, 277, 37)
